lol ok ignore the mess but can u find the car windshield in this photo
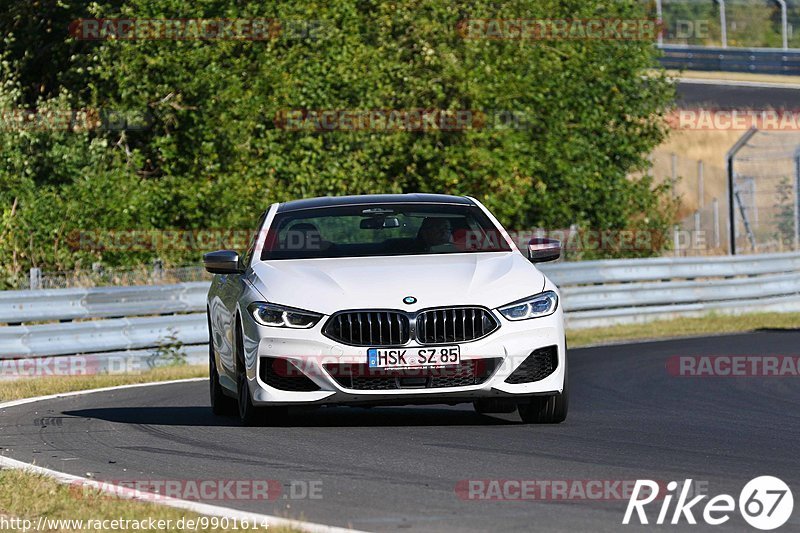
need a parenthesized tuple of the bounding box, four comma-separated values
(261, 203, 512, 260)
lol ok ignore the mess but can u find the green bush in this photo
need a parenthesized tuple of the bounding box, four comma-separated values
(0, 0, 676, 287)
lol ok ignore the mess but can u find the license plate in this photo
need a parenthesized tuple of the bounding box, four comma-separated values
(367, 346, 460, 369)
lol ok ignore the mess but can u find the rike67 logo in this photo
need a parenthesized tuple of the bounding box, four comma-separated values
(624, 477, 794, 530)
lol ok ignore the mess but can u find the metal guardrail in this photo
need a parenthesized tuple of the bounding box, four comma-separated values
(537, 251, 800, 285)
(0, 283, 208, 323)
(658, 45, 800, 75)
(539, 252, 800, 328)
(559, 272, 800, 311)
(0, 314, 207, 358)
(1, 252, 800, 365)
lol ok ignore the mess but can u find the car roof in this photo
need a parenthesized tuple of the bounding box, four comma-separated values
(276, 193, 475, 213)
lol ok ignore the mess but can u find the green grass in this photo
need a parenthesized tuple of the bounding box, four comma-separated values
(0, 364, 206, 402)
(567, 312, 800, 347)
(0, 470, 300, 533)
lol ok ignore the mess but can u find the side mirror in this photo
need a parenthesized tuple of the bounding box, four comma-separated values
(527, 238, 561, 263)
(203, 250, 243, 274)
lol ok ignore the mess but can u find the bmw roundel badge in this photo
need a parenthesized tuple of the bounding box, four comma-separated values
(403, 296, 417, 305)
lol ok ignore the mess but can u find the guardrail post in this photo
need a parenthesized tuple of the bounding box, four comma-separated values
(726, 127, 758, 255)
(714, 0, 728, 48)
(29, 268, 41, 290)
(794, 150, 800, 250)
(698, 160, 704, 209)
(153, 258, 164, 281)
(776, 0, 789, 50)
(673, 225, 680, 257)
(694, 210, 702, 253)
(656, 0, 663, 48)
(671, 153, 678, 198)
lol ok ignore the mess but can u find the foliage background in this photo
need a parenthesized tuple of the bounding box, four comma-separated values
(0, 0, 677, 287)
(657, 0, 800, 48)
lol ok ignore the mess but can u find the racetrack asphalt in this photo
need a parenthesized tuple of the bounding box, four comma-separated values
(1, 330, 798, 532)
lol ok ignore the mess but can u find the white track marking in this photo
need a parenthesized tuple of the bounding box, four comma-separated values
(677, 77, 800, 90)
(0, 379, 365, 533)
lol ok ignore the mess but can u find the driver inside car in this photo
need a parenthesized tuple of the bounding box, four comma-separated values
(416, 217, 456, 252)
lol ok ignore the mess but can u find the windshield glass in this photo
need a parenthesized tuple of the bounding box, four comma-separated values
(261, 203, 512, 260)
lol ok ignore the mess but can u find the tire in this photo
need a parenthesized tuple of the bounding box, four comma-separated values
(208, 312, 235, 416)
(237, 368, 264, 426)
(210, 355, 236, 416)
(232, 318, 289, 426)
(518, 359, 568, 424)
(233, 317, 264, 426)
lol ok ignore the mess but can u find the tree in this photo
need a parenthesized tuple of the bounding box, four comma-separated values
(0, 0, 677, 287)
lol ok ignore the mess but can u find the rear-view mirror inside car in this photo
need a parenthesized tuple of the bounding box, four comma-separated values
(360, 216, 400, 229)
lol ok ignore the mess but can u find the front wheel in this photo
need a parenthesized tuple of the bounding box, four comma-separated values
(208, 313, 235, 416)
(236, 371, 288, 426)
(210, 355, 236, 415)
(518, 364, 568, 424)
(237, 370, 263, 426)
(233, 316, 289, 426)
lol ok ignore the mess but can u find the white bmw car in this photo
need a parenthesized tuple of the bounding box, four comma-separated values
(204, 194, 567, 425)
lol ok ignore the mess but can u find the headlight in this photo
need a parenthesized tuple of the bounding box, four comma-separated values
(247, 302, 322, 329)
(498, 291, 558, 321)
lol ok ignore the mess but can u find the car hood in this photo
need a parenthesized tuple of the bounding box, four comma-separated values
(248, 252, 545, 315)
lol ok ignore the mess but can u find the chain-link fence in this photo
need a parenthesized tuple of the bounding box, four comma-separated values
(675, 196, 727, 256)
(659, 132, 800, 256)
(650, 150, 729, 256)
(729, 131, 800, 254)
(654, 0, 800, 48)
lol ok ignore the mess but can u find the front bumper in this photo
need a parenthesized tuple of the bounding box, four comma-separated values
(241, 307, 566, 407)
